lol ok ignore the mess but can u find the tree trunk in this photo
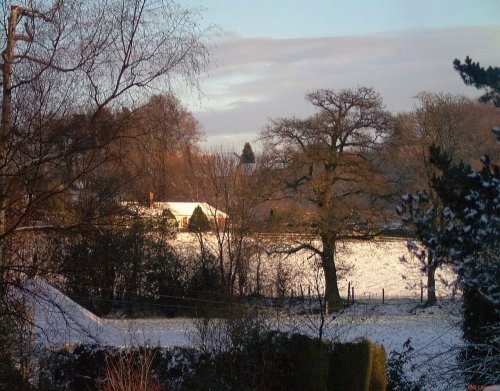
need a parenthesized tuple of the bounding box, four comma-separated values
(426, 252, 437, 306)
(321, 233, 343, 313)
(0, 7, 19, 287)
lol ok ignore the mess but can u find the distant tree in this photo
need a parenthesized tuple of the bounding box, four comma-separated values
(395, 92, 499, 306)
(240, 142, 256, 164)
(261, 87, 393, 312)
(188, 206, 211, 233)
(188, 148, 272, 296)
(399, 146, 499, 386)
(113, 94, 202, 202)
(453, 56, 500, 107)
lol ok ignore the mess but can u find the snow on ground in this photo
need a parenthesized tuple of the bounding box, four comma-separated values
(19, 280, 123, 346)
(173, 234, 456, 301)
(24, 238, 465, 388)
(105, 300, 462, 349)
(25, 279, 464, 389)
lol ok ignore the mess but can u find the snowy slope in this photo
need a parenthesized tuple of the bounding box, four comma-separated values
(19, 279, 123, 346)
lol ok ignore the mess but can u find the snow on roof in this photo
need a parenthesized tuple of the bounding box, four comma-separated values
(162, 202, 227, 218)
(124, 201, 228, 219)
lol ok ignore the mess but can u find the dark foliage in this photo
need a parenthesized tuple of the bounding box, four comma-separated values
(240, 142, 256, 164)
(453, 56, 500, 107)
(40, 334, 387, 391)
(53, 223, 190, 317)
(387, 339, 424, 391)
(188, 206, 211, 233)
(0, 307, 33, 391)
(41, 344, 199, 391)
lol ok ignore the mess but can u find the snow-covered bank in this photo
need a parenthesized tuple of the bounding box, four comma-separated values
(23, 280, 464, 389)
(19, 280, 123, 346)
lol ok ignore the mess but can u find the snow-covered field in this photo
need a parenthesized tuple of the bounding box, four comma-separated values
(22, 238, 465, 388)
(174, 234, 457, 301)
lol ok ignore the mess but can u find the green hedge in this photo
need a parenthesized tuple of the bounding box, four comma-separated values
(40, 336, 387, 390)
(329, 340, 387, 391)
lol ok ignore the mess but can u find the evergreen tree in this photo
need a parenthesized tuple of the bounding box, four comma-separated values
(399, 146, 499, 386)
(240, 142, 256, 164)
(453, 56, 500, 107)
(188, 206, 211, 233)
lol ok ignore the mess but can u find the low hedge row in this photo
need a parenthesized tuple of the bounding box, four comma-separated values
(40, 334, 387, 390)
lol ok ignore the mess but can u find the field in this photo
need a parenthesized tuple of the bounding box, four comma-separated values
(26, 238, 464, 389)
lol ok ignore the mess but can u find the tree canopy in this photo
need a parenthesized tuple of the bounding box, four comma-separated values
(240, 142, 256, 164)
(188, 206, 211, 233)
(260, 87, 393, 311)
(453, 56, 500, 107)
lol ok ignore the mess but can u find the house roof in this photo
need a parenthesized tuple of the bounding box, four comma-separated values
(124, 201, 228, 219)
(159, 202, 228, 218)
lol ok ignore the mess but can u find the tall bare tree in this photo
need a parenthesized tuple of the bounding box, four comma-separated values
(111, 94, 202, 202)
(394, 93, 499, 305)
(188, 149, 272, 296)
(260, 87, 393, 312)
(0, 0, 210, 279)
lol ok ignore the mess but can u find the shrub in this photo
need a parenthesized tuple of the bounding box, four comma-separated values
(95, 350, 164, 391)
(330, 340, 372, 391)
(188, 206, 211, 233)
(386, 339, 424, 391)
(41, 344, 200, 391)
(370, 343, 388, 391)
(329, 339, 387, 391)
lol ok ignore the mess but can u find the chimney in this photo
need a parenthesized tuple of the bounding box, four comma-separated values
(148, 191, 154, 208)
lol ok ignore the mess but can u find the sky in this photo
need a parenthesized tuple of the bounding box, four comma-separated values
(176, 0, 500, 151)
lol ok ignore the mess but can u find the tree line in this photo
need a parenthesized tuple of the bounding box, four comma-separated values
(2, 74, 499, 316)
(0, 0, 498, 385)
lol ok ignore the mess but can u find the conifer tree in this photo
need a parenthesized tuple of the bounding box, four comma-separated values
(453, 56, 500, 107)
(188, 206, 211, 233)
(240, 142, 256, 164)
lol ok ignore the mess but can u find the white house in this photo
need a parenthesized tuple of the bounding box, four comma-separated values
(125, 201, 229, 230)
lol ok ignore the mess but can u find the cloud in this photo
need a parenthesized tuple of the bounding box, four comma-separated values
(185, 25, 500, 149)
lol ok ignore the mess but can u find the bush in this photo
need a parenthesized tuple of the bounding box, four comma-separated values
(370, 343, 388, 391)
(329, 339, 387, 391)
(95, 350, 164, 391)
(41, 312, 387, 391)
(386, 339, 424, 391)
(41, 344, 200, 391)
(330, 340, 372, 391)
(185, 330, 331, 391)
(0, 303, 36, 391)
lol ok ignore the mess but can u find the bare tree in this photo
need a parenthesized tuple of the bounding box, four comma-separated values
(188, 149, 272, 297)
(260, 87, 393, 312)
(0, 0, 211, 278)
(110, 94, 202, 202)
(394, 93, 499, 306)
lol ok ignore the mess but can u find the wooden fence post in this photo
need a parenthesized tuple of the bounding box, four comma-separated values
(347, 281, 351, 303)
(382, 288, 385, 304)
(351, 286, 354, 304)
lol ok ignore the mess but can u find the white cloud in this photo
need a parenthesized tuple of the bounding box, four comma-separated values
(183, 25, 500, 149)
